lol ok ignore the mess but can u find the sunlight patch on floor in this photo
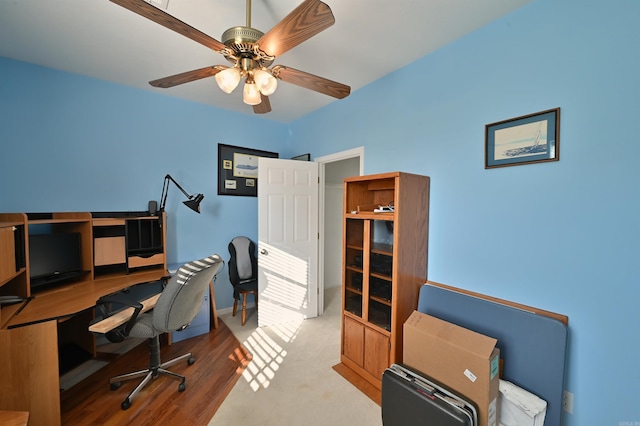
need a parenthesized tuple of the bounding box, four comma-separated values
(237, 242, 313, 391)
(240, 317, 304, 392)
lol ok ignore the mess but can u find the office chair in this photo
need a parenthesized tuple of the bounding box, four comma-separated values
(96, 254, 224, 410)
(228, 236, 258, 326)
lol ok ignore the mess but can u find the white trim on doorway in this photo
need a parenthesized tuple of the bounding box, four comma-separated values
(316, 147, 364, 315)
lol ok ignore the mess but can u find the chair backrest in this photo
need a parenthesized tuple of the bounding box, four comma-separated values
(152, 254, 224, 333)
(228, 236, 257, 286)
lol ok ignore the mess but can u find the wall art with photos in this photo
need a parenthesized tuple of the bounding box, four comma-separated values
(485, 108, 560, 169)
(291, 153, 311, 161)
(217, 143, 279, 196)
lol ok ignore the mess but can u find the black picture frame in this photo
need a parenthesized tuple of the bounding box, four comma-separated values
(217, 144, 279, 196)
(485, 108, 560, 169)
(291, 153, 311, 161)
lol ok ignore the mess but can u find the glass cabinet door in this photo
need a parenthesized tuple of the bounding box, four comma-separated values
(344, 219, 364, 318)
(368, 220, 393, 331)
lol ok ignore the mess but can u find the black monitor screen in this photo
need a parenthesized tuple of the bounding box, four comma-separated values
(29, 233, 82, 281)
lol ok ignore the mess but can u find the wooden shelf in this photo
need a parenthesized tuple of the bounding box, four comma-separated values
(345, 212, 394, 220)
(370, 295, 392, 307)
(92, 218, 126, 226)
(28, 219, 89, 225)
(371, 243, 393, 255)
(345, 286, 363, 296)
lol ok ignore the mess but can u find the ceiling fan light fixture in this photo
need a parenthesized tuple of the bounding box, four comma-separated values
(215, 67, 241, 94)
(243, 81, 262, 105)
(253, 68, 278, 96)
(115, 0, 351, 115)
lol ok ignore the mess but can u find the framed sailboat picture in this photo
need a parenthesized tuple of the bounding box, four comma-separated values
(485, 108, 560, 169)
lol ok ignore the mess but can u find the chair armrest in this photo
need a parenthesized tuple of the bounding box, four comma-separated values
(96, 294, 143, 310)
(89, 293, 161, 334)
(159, 274, 172, 288)
(95, 293, 144, 336)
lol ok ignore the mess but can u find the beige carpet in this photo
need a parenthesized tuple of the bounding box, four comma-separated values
(210, 287, 383, 426)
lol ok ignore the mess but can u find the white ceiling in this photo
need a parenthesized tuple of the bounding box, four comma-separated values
(0, 0, 530, 123)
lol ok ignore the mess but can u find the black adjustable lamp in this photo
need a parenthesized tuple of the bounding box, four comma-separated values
(159, 174, 204, 214)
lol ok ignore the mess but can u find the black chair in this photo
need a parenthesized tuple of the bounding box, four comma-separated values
(95, 254, 224, 410)
(228, 236, 258, 326)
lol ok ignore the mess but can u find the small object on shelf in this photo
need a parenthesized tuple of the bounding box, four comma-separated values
(374, 202, 395, 213)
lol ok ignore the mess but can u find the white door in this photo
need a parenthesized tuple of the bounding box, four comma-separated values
(257, 158, 319, 327)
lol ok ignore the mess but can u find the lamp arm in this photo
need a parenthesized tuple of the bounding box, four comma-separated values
(159, 174, 203, 214)
(159, 175, 170, 212)
(165, 174, 192, 199)
(160, 174, 193, 211)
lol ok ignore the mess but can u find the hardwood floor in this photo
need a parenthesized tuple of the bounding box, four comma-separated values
(61, 319, 250, 425)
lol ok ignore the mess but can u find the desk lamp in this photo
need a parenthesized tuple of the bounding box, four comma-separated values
(159, 174, 204, 214)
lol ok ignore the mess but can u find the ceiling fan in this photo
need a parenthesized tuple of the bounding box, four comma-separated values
(110, 0, 351, 114)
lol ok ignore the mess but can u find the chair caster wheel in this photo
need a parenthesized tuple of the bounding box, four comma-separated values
(188, 356, 196, 365)
(179, 381, 186, 392)
(121, 398, 131, 410)
(110, 382, 121, 391)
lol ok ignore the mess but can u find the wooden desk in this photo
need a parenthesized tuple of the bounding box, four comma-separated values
(0, 270, 167, 426)
(0, 211, 173, 426)
(8, 270, 167, 328)
(0, 410, 29, 426)
(0, 321, 60, 426)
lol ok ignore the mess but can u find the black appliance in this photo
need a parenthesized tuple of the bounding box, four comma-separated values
(29, 232, 84, 289)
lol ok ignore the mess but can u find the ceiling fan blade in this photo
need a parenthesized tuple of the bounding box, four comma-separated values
(253, 95, 272, 114)
(149, 66, 223, 88)
(110, 0, 227, 52)
(257, 0, 335, 58)
(273, 65, 350, 99)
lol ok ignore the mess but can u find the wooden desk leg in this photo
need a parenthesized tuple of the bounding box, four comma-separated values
(0, 321, 61, 426)
(209, 280, 218, 329)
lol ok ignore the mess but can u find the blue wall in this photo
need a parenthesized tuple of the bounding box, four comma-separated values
(1, 0, 639, 423)
(0, 57, 290, 309)
(290, 0, 640, 424)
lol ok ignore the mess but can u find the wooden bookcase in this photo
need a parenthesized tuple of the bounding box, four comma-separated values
(339, 172, 430, 390)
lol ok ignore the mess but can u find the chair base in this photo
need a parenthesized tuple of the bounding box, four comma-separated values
(109, 336, 195, 410)
(232, 290, 258, 326)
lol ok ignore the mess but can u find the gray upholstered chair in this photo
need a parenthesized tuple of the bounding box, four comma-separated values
(97, 254, 224, 410)
(228, 236, 258, 326)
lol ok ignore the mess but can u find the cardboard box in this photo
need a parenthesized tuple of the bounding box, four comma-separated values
(403, 311, 500, 426)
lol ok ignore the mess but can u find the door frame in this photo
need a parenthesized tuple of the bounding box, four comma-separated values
(316, 147, 364, 315)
